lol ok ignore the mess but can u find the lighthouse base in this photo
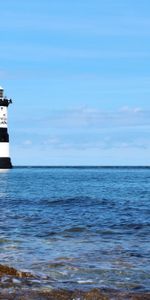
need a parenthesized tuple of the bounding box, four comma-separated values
(0, 157, 12, 169)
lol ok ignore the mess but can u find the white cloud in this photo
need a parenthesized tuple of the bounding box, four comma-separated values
(23, 139, 32, 145)
(44, 106, 150, 129)
(13, 105, 150, 133)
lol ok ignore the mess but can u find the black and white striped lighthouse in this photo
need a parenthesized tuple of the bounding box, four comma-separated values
(0, 86, 12, 169)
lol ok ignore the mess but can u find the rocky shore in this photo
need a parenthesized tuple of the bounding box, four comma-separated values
(0, 288, 150, 300)
(0, 264, 149, 300)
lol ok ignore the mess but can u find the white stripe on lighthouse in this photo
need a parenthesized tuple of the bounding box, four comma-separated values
(0, 106, 8, 128)
(0, 142, 9, 157)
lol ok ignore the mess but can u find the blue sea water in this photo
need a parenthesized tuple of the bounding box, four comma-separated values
(0, 167, 149, 292)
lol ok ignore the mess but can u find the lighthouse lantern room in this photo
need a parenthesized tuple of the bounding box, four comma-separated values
(0, 86, 12, 168)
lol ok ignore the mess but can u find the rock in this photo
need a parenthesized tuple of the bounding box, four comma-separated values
(0, 288, 149, 299)
(0, 264, 34, 278)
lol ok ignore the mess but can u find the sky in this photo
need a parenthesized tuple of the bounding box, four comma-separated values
(0, 0, 150, 165)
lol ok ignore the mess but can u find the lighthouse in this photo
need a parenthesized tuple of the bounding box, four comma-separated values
(0, 87, 12, 169)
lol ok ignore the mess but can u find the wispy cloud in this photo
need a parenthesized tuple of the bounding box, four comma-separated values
(1, 43, 150, 61)
(1, 11, 150, 37)
(12, 106, 150, 152)
(19, 132, 150, 153)
(12, 106, 150, 130)
(42, 106, 150, 129)
(23, 139, 32, 145)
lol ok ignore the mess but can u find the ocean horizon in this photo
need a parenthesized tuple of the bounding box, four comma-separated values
(12, 165, 150, 168)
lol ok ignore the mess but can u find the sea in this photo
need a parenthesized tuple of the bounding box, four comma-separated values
(0, 167, 149, 293)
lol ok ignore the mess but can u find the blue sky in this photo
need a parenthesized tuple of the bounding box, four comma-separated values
(0, 0, 150, 165)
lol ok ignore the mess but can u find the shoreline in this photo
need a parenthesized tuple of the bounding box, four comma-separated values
(0, 288, 150, 300)
(0, 264, 150, 300)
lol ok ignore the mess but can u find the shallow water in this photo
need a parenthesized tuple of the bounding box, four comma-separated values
(0, 167, 150, 292)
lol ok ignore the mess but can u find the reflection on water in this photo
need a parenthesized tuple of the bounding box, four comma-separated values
(0, 167, 150, 292)
(0, 169, 10, 173)
(0, 169, 10, 199)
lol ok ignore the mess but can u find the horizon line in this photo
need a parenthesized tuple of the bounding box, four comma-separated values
(12, 165, 150, 168)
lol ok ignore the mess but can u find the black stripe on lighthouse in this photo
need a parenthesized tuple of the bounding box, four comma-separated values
(0, 157, 12, 168)
(0, 128, 9, 143)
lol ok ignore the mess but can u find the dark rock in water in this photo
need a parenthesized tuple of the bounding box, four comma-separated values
(0, 264, 34, 278)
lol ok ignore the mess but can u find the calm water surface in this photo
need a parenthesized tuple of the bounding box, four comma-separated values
(0, 167, 149, 292)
